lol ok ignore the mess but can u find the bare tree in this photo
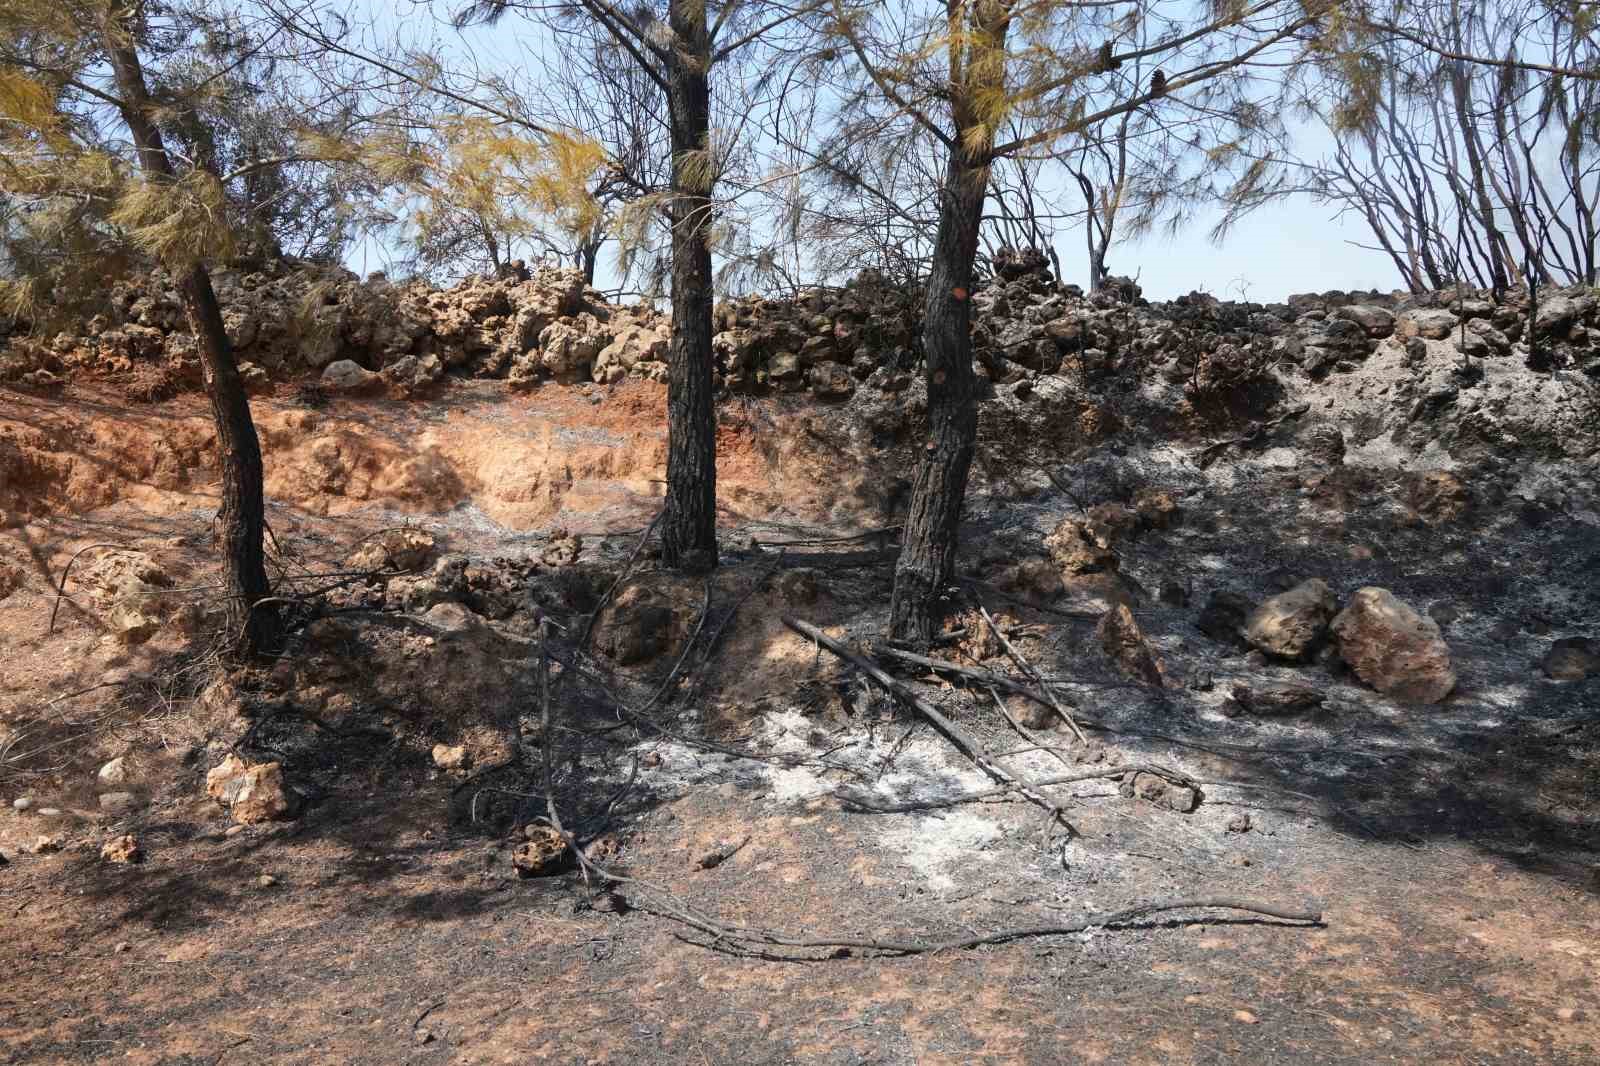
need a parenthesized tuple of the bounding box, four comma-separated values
(1307, 0, 1600, 292)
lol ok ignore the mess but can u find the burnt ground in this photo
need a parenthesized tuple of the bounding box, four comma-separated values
(3, 382, 1600, 1065)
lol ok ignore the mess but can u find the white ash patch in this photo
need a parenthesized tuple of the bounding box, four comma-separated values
(874, 807, 1008, 892)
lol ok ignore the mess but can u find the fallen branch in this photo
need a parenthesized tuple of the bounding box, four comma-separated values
(784, 617, 1071, 831)
(976, 602, 1086, 743)
(1193, 403, 1310, 468)
(836, 762, 1196, 813)
(660, 897, 1323, 957)
(47, 543, 142, 634)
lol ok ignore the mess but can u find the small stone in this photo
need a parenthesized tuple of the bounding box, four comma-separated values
(1228, 854, 1252, 868)
(1095, 604, 1165, 687)
(1226, 813, 1253, 834)
(257, 874, 277, 888)
(25, 834, 62, 855)
(100, 834, 142, 864)
(1541, 637, 1599, 681)
(431, 744, 470, 771)
(113, 942, 131, 954)
(321, 358, 382, 392)
(512, 826, 571, 877)
(1234, 1009, 1260, 1024)
(12, 797, 33, 812)
(225, 824, 247, 837)
(206, 754, 296, 824)
(1555, 1006, 1586, 1023)
(35, 807, 64, 819)
(98, 791, 142, 815)
(97, 757, 132, 788)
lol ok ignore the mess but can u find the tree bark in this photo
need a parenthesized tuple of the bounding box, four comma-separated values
(103, 16, 276, 654)
(661, 0, 718, 571)
(888, 149, 987, 645)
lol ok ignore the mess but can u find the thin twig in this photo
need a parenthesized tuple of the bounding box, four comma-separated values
(578, 509, 663, 653)
(784, 618, 1072, 832)
(976, 601, 1087, 743)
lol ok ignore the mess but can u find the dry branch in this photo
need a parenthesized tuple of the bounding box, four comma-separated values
(783, 617, 1072, 831)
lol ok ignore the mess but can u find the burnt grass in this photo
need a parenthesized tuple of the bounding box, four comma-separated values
(3, 405, 1600, 1063)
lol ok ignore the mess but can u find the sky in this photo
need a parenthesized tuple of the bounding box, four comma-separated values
(347, 2, 1406, 303)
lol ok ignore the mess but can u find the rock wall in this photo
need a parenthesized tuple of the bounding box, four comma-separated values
(3, 254, 1597, 460)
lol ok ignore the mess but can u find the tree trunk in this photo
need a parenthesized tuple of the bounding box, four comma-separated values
(661, 0, 718, 571)
(103, 18, 275, 654)
(888, 150, 987, 645)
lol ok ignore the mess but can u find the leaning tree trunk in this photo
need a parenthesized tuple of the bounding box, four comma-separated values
(104, 24, 276, 655)
(660, 0, 718, 571)
(887, 150, 988, 645)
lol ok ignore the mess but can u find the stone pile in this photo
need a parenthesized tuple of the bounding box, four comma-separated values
(4, 252, 1597, 456)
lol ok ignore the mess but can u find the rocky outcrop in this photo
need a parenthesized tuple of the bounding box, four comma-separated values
(1330, 587, 1457, 704)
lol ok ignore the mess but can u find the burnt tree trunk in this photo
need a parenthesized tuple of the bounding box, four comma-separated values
(661, 0, 718, 571)
(887, 150, 988, 645)
(104, 23, 276, 655)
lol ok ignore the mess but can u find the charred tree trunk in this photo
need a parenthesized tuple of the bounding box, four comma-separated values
(104, 21, 276, 655)
(661, 0, 718, 571)
(888, 150, 987, 645)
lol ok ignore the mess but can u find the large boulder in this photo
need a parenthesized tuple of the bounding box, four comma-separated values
(1533, 294, 1582, 338)
(1242, 579, 1336, 660)
(1330, 588, 1456, 704)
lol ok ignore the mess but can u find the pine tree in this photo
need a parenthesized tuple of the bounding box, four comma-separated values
(1, 1, 283, 654)
(826, 0, 1334, 645)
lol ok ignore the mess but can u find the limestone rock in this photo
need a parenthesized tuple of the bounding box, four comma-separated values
(205, 754, 296, 824)
(1541, 637, 1600, 681)
(98, 791, 142, 814)
(1119, 771, 1198, 813)
(347, 528, 436, 573)
(101, 834, 142, 864)
(1406, 470, 1470, 525)
(1243, 579, 1336, 660)
(98, 757, 132, 789)
(513, 826, 571, 876)
(1132, 489, 1180, 529)
(1403, 308, 1460, 340)
(1330, 587, 1456, 704)
(1534, 294, 1582, 337)
(1226, 683, 1325, 717)
(1331, 304, 1396, 339)
(431, 744, 469, 771)
(1045, 517, 1118, 574)
(321, 359, 382, 392)
(537, 313, 609, 382)
(1095, 604, 1164, 687)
